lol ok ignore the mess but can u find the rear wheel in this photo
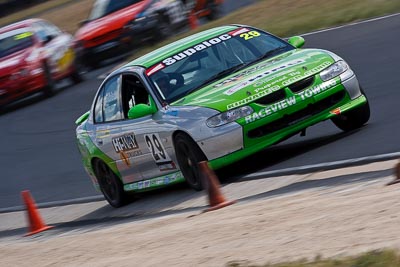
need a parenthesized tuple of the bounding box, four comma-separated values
(94, 160, 128, 208)
(331, 89, 370, 131)
(174, 133, 207, 191)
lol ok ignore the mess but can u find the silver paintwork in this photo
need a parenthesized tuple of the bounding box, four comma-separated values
(84, 66, 242, 185)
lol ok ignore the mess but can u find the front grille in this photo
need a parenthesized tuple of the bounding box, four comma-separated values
(288, 76, 315, 93)
(247, 90, 346, 138)
(253, 89, 286, 105)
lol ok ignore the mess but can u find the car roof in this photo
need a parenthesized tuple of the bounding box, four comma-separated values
(0, 18, 44, 34)
(126, 25, 240, 69)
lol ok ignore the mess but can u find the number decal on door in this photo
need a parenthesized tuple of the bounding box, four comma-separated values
(144, 133, 172, 164)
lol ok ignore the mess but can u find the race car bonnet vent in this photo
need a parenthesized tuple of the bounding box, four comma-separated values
(288, 76, 315, 93)
(253, 89, 286, 106)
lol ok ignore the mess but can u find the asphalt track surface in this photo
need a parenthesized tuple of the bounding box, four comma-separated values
(0, 11, 399, 210)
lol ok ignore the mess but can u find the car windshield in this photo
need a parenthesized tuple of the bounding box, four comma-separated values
(148, 27, 294, 103)
(0, 28, 34, 59)
(89, 0, 144, 20)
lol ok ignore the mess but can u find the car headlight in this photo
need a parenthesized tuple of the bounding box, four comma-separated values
(206, 106, 254, 127)
(320, 60, 348, 81)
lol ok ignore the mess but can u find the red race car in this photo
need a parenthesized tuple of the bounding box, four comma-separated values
(74, 0, 224, 69)
(0, 18, 82, 107)
(75, 0, 189, 69)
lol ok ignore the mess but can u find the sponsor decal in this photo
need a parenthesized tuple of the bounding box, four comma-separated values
(124, 172, 185, 191)
(165, 109, 179, 116)
(14, 32, 33, 40)
(160, 34, 232, 68)
(244, 79, 338, 124)
(144, 133, 176, 171)
(223, 59, 305, 97)
(112, 133, 139, 153)
(146, 63, 165, 76)
(119, 151, 131, 167)
(147, 28, 258, 76)
(229, 28, 250, 36)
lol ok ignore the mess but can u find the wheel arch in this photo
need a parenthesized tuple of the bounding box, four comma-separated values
(90, 156, 123, 182)
(172, 130, 208, 160)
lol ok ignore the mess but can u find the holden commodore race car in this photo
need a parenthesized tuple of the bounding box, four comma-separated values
(75, 0, 190, 68)
(0, 18, 82, 106)
(76, 25, 370, 207)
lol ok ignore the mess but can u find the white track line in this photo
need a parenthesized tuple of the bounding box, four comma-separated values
(240, 152, 400, 181)
(301, 12, 400, 36)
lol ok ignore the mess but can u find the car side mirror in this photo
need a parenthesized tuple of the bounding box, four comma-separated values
(288, 36, 305, 48)
(43, 35, 54, 44)
(127, 97, 157, 119)
(75, 111, 90, 125)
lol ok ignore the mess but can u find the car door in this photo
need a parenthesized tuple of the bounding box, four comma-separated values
(93, 71, 179, 189)
(92, 74, 145, 185)
(117, 71, 180, 187)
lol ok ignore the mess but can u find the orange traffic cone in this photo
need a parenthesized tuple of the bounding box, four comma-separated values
(21, 190, 54, 236)
(387, 161, 400, 186)
(198, 161, 236, 212)
(188, 11, 199, 30)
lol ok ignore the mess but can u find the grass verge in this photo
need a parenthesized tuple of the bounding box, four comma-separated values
(227, 249, 400, 267)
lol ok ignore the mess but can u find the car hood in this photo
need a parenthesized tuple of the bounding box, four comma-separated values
(75, 1, 148, 41)
(173, 49, 335, 112)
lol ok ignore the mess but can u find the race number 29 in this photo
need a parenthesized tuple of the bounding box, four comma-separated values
(144, 133, 172, 164)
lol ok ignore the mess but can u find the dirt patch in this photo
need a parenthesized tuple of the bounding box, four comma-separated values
(1, 164, 400, 266)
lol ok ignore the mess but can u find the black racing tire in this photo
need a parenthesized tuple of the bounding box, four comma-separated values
(331, 89, 370, 131)
(70, 60, 84, 84)
(42, 64, 55, 97)
(94, 160, 128, 208)
(174, 133, 207, 191)
(205, 1, 221, 21)
(155, 15, 172, 41)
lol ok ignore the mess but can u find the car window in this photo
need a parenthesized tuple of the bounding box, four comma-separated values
(32, 23, 48, 43)
(93, 75, 123, 123)
(89, 0, 143, 20)
(0, 28, 34, 58)
(121, 74, 149, 117)
(94, 86, 104, 123)
(103, 75, 123, 122)
(148, 27, 293, 103)
(41, 21, 61, 37)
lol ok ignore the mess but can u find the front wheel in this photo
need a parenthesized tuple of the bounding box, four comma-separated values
(94, 160, 128, 208)
(331, 94, 370, 131)
(174, 133, 207, 191)
(42, 64, 55, 97)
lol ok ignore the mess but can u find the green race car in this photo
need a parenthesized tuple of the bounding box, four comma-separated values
(76, 25, 370, 207)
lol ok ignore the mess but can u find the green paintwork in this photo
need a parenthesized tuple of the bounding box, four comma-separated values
(173, 49, 335, 112)
(127, 96, 157, 119)
(209, 94, 368, 170)
(76, 121, 122, 191)
(75, 110, 90, 125)
(288, 36, 305, 48)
